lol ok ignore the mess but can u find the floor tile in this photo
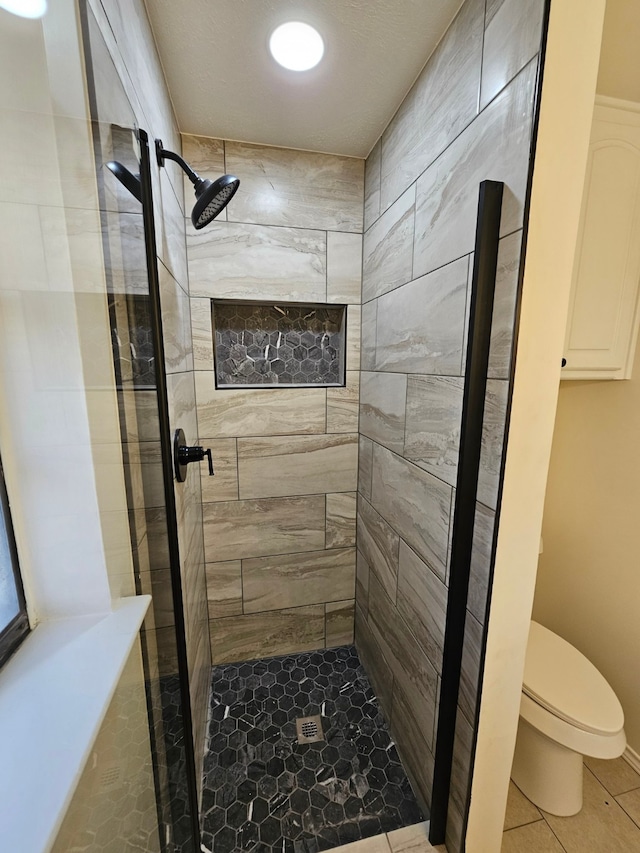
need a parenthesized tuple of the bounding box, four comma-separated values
(503, 780, 543, 831)
(501, 820, 565, 852)
(616, 788, 640, 830)
(584, 756, 640, 797)
(387, 820, 443, 851)
(542, 767, 640, 853)
(203, 645, 425, 851)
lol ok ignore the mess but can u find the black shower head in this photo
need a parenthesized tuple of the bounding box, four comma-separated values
(155, 139, 239, 229)
(105, 161, 142, 203)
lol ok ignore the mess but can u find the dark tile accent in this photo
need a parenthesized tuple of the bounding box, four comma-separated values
(212, 301, 346, 388)
(202, 645, 424, 851)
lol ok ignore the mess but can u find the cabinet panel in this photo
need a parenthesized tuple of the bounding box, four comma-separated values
(562, 98, 640, 380)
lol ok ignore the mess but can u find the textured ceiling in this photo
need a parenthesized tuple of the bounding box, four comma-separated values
(144, 0, 464, 158)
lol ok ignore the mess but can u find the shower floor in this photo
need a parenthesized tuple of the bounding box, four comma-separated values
(200, 645, 425, 853)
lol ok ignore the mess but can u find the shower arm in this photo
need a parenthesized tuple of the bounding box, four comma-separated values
(155, 139, 201, 187)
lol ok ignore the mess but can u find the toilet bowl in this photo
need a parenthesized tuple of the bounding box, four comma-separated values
(511, 621, 626, 816)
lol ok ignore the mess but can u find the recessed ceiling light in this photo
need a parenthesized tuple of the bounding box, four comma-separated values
(269, 22, 324, 72)
(0, 0, 47, 17)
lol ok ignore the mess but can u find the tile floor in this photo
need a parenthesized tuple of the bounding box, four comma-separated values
(201, 646, 424, 852)
(502, 756, 640, 852)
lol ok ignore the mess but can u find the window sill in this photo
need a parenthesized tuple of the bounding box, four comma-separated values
(0, 595, 150, 853)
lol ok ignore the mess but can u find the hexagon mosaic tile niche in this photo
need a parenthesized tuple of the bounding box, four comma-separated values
(201, 646, 425, 853)
(212, 301, 346, 388)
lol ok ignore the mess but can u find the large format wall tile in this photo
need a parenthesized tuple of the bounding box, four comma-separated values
(356, 550, 370, 616)
(362, 185, 415, 302)
(326, 371, 360, 434)
(237, 434, 358, 499)
(200, 438, 238, 503)
(391, 680, 436, 810)
(326, 492, 357, 549)
(203, 495, 326, 562)
(243, 547, 355, 613)
(413, 59, 537, 279)
(210, 605, 325, 664)
(477, 379, 509, 510)
(196, 376, 326, 438)
(181, 134, 225, 189)
(404, 375, 464, 487)
(325, 600, 355, 646)
(396, 540, 448, 675)
(225, 141, 364, 232)
(360, 372, 407, 454)
(205, 561, 242, 618)
(364, 140, 381, 231)
(187, 221, 326, 302)
(368, 574, 439, 750)
(467, 502, 496, 624)
(459, 608, 483, 723)
(361, 299, 377, 370)
(327, 231, 362, 304)
(489, 230, 522, 379)
(446, 709, 474, 853)
(375, 257, 469, 376)
(357, 494, 400, 603)
(190, 297, 213, 371)
(354, 603, 393, 714)
(480, 0, 545, 109)
(371, 444, 451, 581)
(379, 0, 484, 212)
(358, 436, 373, 503)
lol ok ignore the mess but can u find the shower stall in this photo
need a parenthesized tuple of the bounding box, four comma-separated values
(41, 0, 550, 850)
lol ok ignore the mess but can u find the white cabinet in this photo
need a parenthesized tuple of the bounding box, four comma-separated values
(562, 96, 640, 380)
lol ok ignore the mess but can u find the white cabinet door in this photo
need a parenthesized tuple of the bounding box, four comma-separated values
(562, 97, 640, 380)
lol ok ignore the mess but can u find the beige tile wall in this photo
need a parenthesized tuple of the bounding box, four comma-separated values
(184, 134, 364, 665)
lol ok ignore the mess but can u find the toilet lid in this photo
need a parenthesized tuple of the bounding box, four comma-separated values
(522, 621, 624, 735)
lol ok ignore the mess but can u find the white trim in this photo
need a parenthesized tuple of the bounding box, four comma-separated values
(0, 595, 150, 853)
(623, 746, 640, 775)
(595, 94, 640, 114)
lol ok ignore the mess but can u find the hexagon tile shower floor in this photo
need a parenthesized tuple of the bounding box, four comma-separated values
(200, 645, 424, 853)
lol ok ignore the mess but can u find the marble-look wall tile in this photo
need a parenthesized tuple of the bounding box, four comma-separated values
(360, 299, 377, 370)
(327, 232, 362, 304)
(325, 600, 355, 646)
(364, 140, 381, 232)
(225, 141, 363, 232)
(159, 264, 191, 374)
(391, 680, 436, 811)
(360, 371, 407, 454)
(203, 495, 326, 562)
(362, 185, 415, 302)
(326, 371, 360, 434)
(346, 304, 361, 371)
(181, 134, 225, 194)
(396, 540, 448, 675)
(190, 297, 213, 371)
(187, 221, 326, 302)
(404, 375, 464, 487)
(358, 436, 373, 503)
(477, 379, 509, 510)
(354, 603, 393, 715)
(356, 550, 370, 617)
(237, 434, 357, 499)
(205, 560, 242, 618)
(371, 444, 451, 581)
(459, 608, 483, 723)
(488, 230, 522, 378)
(379, 0, 484, 212)
(326, 492, 357, 549)
(157, 170, 189, 290)
(195, 376, 326, 438)
(357, 495, 400, 603)
(467, 502, 496, 624)
(375, 257, 469, 376)
(446, 709, 474, 853)
(166, 371, 198, 443)
(480, 0, 545, 109)
(413, 60, 537, 279)
(210, 605, 325, 664)
(368, 574, 439, 750)
(243, 547, 355, 613)
(200, 438, 238, 503)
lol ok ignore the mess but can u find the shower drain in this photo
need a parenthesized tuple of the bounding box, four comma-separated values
(295, 714, 325, 744)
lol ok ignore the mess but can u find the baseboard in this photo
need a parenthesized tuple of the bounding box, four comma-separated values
(623, 746, 640, 774)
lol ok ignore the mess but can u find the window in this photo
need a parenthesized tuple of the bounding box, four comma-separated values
(0, 454, 29, 669)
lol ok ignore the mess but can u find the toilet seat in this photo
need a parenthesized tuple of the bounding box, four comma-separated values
(523, 621, 624, 737)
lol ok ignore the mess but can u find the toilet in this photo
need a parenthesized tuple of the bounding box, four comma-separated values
(511, 620, 626, 816)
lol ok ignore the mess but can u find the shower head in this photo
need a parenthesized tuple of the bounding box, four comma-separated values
(155, 139, 239, 229)
(105, 161, 142, 202)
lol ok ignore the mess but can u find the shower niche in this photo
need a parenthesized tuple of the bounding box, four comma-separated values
(212, 299, 347, 388)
